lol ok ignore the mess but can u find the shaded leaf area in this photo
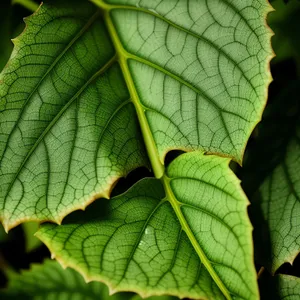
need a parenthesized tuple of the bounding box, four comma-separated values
(0, 0, 273, 230)
(37, 152, 257, 300)
(241, 0, 300, 197)
(276, 253, 300, 279)
(241, 2, 300, 272)
(268, 0, 300, 66)
(240, 15, 300, 272)
(259, 122, 300, 273)
(259, 273, 300, 300)
(242, 79, 300, 198)
(0, 259, 176, 300)
(0, 222, 51, 289)
(0, 0, 35, 70)
(22, 222, 42, 253)
(0, 0, 14, 71)
(243, 81, 300, 273)
(0, 221, 42, 255)
(276, 275, 300, 300)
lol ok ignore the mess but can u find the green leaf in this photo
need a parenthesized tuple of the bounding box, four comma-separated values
(0, 1, 148, 230)
(242, 80, 300, 198)
(22, 221, 42, 252)
(259, 121, 300, 273)
(259, 273, 300, 299)
(268, 0, 300, 64)
(37, 152, 258, 300)
(0, 259, 134, 299)
(0, 0, 273, 231)
(0, 0, 37, 72)
(240, 76, 300, 273)
(0, 224, 8, 243)
(0, 1, 273, 298)
(94, 0, 273, 164)
(240, 79, 300, 273)
(276, 275, 300, 300)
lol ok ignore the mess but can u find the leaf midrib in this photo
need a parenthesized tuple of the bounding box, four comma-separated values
(99, 3, 232, 299)
(97, 2, 252, 162)
(162, 176, 232, 300)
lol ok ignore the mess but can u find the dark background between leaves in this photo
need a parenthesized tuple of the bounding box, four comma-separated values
(0, 0, 299, 299)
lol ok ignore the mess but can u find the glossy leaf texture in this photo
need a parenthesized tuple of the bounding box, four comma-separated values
(259, 121, 300, 273)
(0, 0, 273, 230)
(0, 259, 175, 300)
(37, 152, 258, 300)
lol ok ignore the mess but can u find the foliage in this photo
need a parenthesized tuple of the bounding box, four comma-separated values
(0, 0, 299, 299)
(0, 259, 175, 300)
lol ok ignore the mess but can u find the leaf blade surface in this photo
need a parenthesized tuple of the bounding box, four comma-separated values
(0, 1, 273, 298)
(0, 259, 174, 300)
(95, 0, 273, 164)
(259, 122, 300, 272)
(0, 0, 272, 228)
(0, 1, 147, 230)
(37, 152, 258, 300)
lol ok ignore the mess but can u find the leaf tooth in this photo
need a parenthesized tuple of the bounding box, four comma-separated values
(1, 174, 120, 232)
(56, 257, 68, 270)
(38, 234, 181, 300)
(108, 288, 117, 296)
(9, 3, 42, 50)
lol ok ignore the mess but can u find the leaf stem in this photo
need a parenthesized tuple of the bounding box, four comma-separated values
(12, 0, 39, 12)
(257, 267, 265, 279)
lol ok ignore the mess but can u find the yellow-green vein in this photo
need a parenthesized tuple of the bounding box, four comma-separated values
(99, 2, 232, 299)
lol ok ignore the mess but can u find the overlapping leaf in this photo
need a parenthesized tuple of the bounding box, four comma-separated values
(259, 274, 300, 299)
(276, 275, 300, 300)
(0, 259, 176, 300)
(37, 152, 258, 300)
(242, 78, 300, 273)
(259, 122, 300, 273)
(23, 221, 42, 252)
(0, 0, 273, 230)
(268, 0, 300, 63)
